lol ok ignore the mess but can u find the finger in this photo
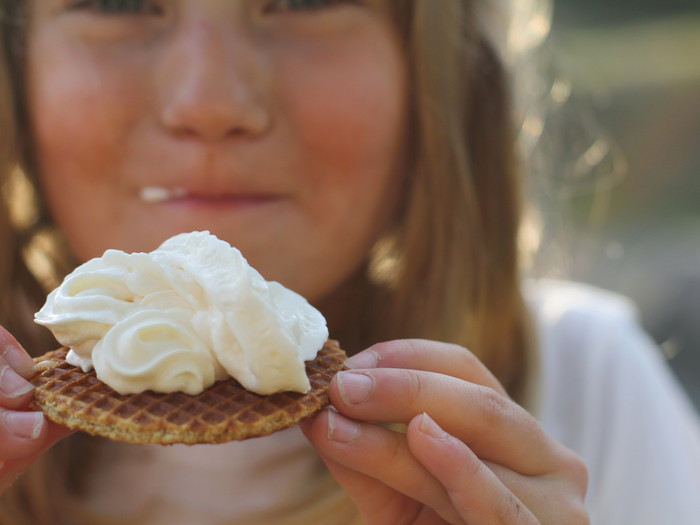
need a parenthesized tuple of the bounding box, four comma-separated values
(486, 457, 589, 523)
(0, 407, 49, 460)
(331, 368, 561, 475)
(306, 454, 448, 525)
(407, 413, 539, 525)
(302, 409, 464, 524)
(0, 328, 37, 378)
(0, 456, 38, 494)
(295, 426, 420, 525)
(347, 339, 507, 396)
(1, 420, 74, 493)
(0, 359, 36, 409)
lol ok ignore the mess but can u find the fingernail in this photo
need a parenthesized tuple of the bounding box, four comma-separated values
(345, 350, 379, 369)
(4, 411, 45, 440)
(1, 340, 36, 378)
(327, 409, 361, 444)
(0, 366, 34, 398)
(419, 413, 450, 441)
(337, 371, 374, 406)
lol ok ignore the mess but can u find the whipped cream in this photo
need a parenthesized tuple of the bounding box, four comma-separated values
(34, 231, 328, 395)
(138, 186, 187, 203)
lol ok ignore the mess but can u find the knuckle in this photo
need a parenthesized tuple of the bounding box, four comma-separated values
(545, 454, 589, 525)
(449, 342, 477, 364)
(371, 339, 429, 365)
(560, 496, 590, 525)
(402, 370, 427, 406)
(559, 448, 589, 495)
(366, 340, 394, 357)
(476, 385, 509, 428)
(494, 492, 529, 525)
(572, 456, 589, 495)
(446, 342, 483, 371)
(573, 505, 591, 525)
(384, 431, 405, 466)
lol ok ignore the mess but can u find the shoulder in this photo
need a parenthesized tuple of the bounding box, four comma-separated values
(523, 279, 652, 381)
(523, 279, 653, 429)
(522, 278, 679, 425)
(524, 279, 700, 524)
(523, 279, 648, 401)
(524, 278, 639, 331)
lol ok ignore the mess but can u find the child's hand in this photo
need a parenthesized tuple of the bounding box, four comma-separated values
(301, 339, 589, 524)
(0, 327, 73, 494)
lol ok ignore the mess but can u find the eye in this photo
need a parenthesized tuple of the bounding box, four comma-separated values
(265, 0, 354, 13)
(68, 0, 162, 15)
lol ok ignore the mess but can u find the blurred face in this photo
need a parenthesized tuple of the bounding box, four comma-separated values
(25, 0, 408, 304)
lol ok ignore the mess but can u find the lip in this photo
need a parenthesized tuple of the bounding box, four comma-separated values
(139, 186, 189, 203)
(138, 186, 287, 208)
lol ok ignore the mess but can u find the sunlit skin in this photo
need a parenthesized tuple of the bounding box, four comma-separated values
(0, 1, 589, 523)
(26, 0, 408, 306)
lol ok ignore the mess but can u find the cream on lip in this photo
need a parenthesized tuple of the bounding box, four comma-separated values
(138, 186, 284, 207)
(138, 186, 188, 203)
(34, 231, 329, 396)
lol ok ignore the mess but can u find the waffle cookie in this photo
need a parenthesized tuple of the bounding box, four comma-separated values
(29, 340, 346, 445)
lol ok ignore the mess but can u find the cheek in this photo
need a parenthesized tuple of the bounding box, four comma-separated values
(26, 21, 149, 183)
(252, 38, 408, 301)
(28, 56, 133, 181)
(25, 38, 146, 259)
(283, 48, 408, 215)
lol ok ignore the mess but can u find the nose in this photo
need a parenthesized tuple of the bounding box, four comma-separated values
(157, 20, 270, 141)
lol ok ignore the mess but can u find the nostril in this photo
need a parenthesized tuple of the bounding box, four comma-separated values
(160, 94, 270, 141)
(156, 26, 272, 141)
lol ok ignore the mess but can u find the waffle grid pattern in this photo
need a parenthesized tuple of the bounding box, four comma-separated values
(30, 340, 346, 445)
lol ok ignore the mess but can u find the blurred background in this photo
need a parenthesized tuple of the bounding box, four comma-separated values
(546, 0, 700, 409)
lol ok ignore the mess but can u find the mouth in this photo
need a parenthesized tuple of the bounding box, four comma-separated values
(139, 186, 189, 204)
(137, 186, 287, 209)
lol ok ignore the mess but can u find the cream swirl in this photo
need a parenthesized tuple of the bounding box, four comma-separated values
(92, 308, 227, 395)
(35, 231, 328, 395)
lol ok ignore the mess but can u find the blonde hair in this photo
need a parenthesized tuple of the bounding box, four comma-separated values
(1, 0, 72, 357)
(367, 1, 531, 393)
(0, 1, 534, 522)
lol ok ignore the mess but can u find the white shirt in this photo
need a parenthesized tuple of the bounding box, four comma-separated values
(76, 280, 700, 524)
(527, 280, 700, 525)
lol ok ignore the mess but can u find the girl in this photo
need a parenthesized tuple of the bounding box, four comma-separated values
(0, 1, 698, 523)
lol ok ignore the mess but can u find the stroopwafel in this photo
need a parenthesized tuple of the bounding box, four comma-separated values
(29, 340, 346, 445)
